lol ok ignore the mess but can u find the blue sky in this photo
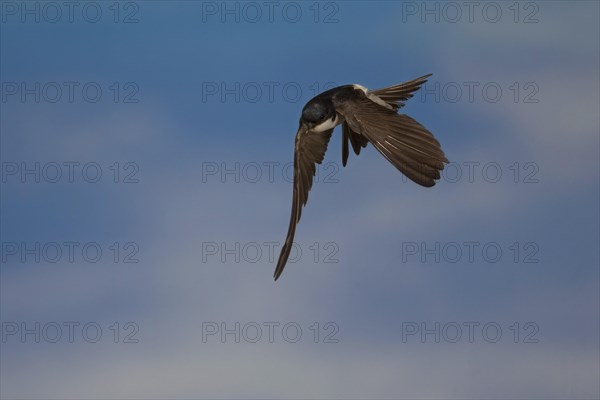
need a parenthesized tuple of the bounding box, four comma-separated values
(1, 1, 599, 399)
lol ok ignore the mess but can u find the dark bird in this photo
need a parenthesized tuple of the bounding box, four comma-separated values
(274, 74, 447, 281)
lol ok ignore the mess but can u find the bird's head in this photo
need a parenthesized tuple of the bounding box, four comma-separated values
(300, 100, 335, 130)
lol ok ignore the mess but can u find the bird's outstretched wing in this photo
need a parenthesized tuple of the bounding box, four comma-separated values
(341, 74, 432, 166)
(334, 90, 448, 187)
(369, 73, 432, 110)
(274, 126, 334, 281)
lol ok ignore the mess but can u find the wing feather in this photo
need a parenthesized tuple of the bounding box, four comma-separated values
(333, 91, 447, 187)
(274, 127, 334, 280)
(369, 74, 432, 110)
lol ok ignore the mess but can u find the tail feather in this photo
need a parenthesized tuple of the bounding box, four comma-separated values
(341, 121, 369, 167)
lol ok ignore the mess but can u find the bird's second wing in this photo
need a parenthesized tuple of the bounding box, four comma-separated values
(274, 126, 334, 281)
(369, 74, 432, 110)
(334, 93, 448, 187)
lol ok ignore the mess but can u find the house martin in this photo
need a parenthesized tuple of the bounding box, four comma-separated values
(274, 74, 448, 280)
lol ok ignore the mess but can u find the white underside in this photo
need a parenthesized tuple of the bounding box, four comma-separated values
(311, 84, 391, 133)
(352, 84, 393, 110)
(312, 113, 341, 133)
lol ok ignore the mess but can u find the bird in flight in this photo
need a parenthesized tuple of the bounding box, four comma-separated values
(274, 74, 447, 281)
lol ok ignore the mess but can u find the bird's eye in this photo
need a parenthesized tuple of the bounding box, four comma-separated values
(319, 114, 325, 119)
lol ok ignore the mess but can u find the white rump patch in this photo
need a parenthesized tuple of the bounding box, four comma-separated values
(352, 84, 369, 93)
(353, 84, 393, 110)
